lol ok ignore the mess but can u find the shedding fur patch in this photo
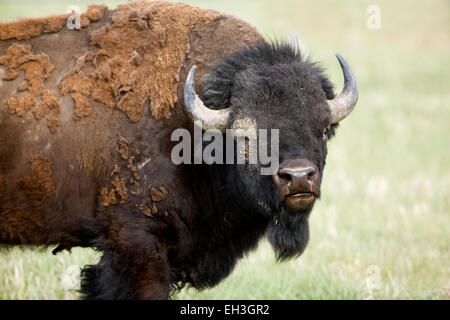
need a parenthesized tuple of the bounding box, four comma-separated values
(136, 185, 168, 217)
(2, 1, 261, 128)
(0, 43, 61, 133)
(0, 43, 54, 97)
(0, 5, 107, 40)
(101, 175, 129, 207)
(138, 201, 158, 217)
(150, 186, 168, 202)
(60, 1, 225, 122)
(101, 136, 143, 207)
(34, 90, 61, 133)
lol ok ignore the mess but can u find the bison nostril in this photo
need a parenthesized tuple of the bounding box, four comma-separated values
(306, 168, 316, 181)
(278, 171, 292, 183)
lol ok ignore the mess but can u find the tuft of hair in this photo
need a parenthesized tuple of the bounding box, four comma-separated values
(79, 252, 133, 300)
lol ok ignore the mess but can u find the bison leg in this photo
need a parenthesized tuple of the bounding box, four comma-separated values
(80, 220, 171, 300)
(80, 251, 134, 300)
(80, 249, 170, 300)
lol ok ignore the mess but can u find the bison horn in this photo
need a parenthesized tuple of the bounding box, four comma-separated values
(184, 65, 231, 132)
(328, 54, 359, 124)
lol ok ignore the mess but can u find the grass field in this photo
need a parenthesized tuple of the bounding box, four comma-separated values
(0, 0, 448, 299)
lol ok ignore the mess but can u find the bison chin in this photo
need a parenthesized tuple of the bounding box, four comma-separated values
(266, 209, 310, 261)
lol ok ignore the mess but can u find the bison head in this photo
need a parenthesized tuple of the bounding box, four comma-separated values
(184, 43, 358, 260)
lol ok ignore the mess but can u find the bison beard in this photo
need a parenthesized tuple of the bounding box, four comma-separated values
(266, 210, 310, 261)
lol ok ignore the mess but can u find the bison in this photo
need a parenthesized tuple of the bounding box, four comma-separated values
(0, 1, 358, 299)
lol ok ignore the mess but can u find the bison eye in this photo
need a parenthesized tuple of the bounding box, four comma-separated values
(323, 125, 331, 141)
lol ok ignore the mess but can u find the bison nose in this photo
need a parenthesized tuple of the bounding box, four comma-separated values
(273, 159, 320, 213)
(278, 166, 316, 188)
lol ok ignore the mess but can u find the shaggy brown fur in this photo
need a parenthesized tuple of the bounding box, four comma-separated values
(1, 1, 261, 126)
(0, 5, 107, 41)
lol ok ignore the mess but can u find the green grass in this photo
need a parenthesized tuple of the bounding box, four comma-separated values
(0, 0, 449, 299)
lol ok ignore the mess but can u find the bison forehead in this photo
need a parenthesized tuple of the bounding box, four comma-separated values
(202, 44, 334, 129)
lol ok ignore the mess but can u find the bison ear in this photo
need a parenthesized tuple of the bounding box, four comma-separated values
(199, 73, 234, 111)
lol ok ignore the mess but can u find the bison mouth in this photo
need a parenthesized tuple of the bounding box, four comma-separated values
(284, 192, 316, 213)
(273, 159, 320, 215)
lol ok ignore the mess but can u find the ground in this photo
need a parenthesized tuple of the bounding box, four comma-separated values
(0, 0, 448, 299)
